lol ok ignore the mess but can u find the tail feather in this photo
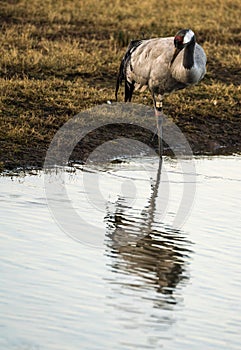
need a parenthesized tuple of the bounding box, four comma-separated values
(115, 39, 143, 102)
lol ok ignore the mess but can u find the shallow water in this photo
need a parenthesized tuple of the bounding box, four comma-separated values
(0, 156, 241, 350)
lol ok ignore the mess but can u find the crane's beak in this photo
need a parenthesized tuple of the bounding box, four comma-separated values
(170, 47, 182, 66)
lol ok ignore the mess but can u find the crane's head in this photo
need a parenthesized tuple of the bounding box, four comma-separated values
(171, 29, 196, 66)
(174, 29, 195, 49)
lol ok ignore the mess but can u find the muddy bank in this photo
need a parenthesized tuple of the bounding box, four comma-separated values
(1, 102, 240, 172)
(1, 0, 241, 172)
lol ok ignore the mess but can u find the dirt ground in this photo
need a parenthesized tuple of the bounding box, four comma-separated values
(0, 0, 240, 171)
(1, 101, 240, 172)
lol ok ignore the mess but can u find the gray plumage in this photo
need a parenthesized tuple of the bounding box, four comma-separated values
(115, 29, 206, 108)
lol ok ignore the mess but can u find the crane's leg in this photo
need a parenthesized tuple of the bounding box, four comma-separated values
(154, 100, 164, 157)
(124, 80, 135, 102)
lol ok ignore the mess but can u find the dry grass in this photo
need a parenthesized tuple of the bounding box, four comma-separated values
(0, 0, 241, 169)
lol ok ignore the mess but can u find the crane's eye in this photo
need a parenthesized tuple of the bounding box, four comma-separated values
(174, 35, 184, 48)
(175, 35, 183, 43)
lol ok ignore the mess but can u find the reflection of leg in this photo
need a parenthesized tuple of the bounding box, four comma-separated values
(155, 101, 163, 156)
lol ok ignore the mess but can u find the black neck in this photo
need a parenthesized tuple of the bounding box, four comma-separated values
(183, 37, 195, 69)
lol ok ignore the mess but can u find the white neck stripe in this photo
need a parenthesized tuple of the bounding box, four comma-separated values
(183, 30, 195, 44)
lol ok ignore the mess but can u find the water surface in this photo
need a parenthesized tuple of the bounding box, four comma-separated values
(0, 156, 241, 350)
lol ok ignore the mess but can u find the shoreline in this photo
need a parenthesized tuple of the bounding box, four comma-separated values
(0, 0, 240, 172)
(1, 109, 240, 173)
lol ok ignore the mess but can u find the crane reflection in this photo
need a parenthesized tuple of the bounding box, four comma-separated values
(104, 158, 193, 301)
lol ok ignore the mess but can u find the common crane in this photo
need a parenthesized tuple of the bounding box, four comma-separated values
(115, 29, 207, 154)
